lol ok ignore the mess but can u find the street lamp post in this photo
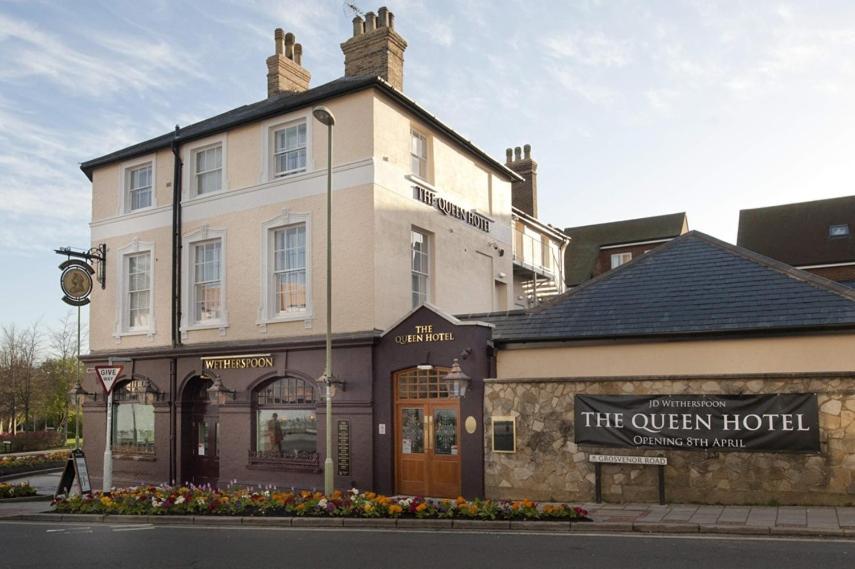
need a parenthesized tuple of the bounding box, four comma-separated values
(312, 105, 336, 496)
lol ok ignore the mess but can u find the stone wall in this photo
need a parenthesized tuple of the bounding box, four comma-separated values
(485, 374, 855, 506)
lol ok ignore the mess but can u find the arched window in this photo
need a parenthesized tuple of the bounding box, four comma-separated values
(251, 376, 318, 467)
(112, 379, 157, 454)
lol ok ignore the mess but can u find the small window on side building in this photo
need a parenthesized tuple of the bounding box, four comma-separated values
(829, 224, 850, 238)
(610, 252, 632, 269)
(492, 416, 516, 453)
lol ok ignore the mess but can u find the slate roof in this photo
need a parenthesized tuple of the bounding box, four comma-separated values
(737, 195, 855, 267)
(80, 76, 521, 182)
(563, 212, 687, 286)
(464, 231, 855, 344)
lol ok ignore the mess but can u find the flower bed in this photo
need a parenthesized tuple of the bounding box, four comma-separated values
(0, 482, 38, 500)
(0, 452, 69, 477)
(53, 485, 588, 521)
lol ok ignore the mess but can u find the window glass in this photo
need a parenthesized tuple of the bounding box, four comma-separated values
(127, 164, 152, 211)
(273, 224, 307, 313)
(400, 408, 424, 454)
(274, 122, 307, 176)
(829, 224, 850, 238)
(112, 381, 155, 454)
(253, 377, 318, 462)
(127, 253, 151, 330)
(410, 130, 427, 178)
(193, 240, 222, 322)
(411, 229, 429, 307)
(610, 252, 632, 269)
(433, 408, 458, 456)
(195, 145, 222, 195)
(492, 418, 515, 452)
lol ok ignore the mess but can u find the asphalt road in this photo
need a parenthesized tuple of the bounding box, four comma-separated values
(0, 521, 852, 569)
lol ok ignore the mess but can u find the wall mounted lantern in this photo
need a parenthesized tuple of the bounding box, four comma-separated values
(442, 358, 471, 398)
(206, 377, 236, 405)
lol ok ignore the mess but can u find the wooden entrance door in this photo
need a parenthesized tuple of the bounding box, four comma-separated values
(394, 368, 461, 498)
(181, 377, 220, 486)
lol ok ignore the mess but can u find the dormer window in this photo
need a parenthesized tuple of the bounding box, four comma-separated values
(829, 224, 850, 238)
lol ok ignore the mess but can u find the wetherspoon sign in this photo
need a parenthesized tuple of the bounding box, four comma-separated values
(574, 394, 820, 452)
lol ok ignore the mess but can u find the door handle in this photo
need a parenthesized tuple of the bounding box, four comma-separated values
(428, 414, 434, 452)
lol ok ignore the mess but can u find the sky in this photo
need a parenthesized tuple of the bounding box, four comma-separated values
(2, 0, 855, 333)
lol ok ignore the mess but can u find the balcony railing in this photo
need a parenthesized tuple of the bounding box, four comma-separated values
(513, 226, 561, 279)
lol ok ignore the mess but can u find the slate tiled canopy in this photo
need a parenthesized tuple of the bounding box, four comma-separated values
(469, 231, 855, 343)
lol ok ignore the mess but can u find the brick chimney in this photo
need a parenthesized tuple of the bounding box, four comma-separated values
(266, 29, 310, 97)
(341, 6, 408, 91)
(506, 144, 538, 217)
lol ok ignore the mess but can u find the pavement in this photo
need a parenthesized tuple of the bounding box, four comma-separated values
(1, 471, 853, 538)
(577, 502, 855, 537)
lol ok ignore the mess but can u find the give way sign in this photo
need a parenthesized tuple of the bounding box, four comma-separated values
(94, 365, 124, 395)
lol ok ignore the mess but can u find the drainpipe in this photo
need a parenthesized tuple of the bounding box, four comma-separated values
(170, 125, 183, 485)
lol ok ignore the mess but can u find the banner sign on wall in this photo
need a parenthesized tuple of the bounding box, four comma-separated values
(574, 394, 820, 452)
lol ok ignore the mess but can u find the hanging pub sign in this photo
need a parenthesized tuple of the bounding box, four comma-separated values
(574, 394, 820, 453)
(59, 260, 94, 306)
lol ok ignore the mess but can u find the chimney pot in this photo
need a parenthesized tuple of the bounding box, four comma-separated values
(514, 146, 522, 161)
(341, 6, 408, 91)
(505, 148, 513, 164)
(274, 28, 285, 55)
(523, 144, 531, 160)
(267, 29, 310, 97)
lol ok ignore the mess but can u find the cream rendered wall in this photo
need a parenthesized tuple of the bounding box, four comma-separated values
(88, 91, 376, 353)
(91, 148, 173, 223)
(496, 334, 855, 379)
(371, 93, 514, 328)
(179, 184, 375, 345)
(88, 226, 172, 350)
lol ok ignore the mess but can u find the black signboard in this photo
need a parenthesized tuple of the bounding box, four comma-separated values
(575, 394, 819, 452)
(337, 420, 351, 477)
(55, 449, 92, 498)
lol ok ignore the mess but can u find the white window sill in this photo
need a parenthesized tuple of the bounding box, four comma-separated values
(259, 310, 313, 325)
(114, 328, 155, 338)
(406, 173, 434, 190)
(188, 188, 226, 201)
(183, 321, 229, 332)
(273, 169, 307, 180)
(125, 205, 155, 215)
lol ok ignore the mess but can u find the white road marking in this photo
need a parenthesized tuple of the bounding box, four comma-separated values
(112, 524, 155, 532)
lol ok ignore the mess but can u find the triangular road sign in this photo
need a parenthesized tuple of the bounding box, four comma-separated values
(94, 365, 123, 395)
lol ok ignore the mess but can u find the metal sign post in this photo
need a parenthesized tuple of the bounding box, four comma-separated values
(95, 365, 123, 494)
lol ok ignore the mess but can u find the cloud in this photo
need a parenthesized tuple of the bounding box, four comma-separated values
(542, 30, 632, 67)
(0, 12, 207, 98)
(548, 66, 617, 105)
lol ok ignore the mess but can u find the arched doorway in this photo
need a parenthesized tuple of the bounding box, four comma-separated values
(181, 376, 219, 486)
(394, 367, 461, 498)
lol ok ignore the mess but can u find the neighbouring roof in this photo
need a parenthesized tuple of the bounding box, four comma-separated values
(563, 212, 687, 286)
(737, 195, 855, 267)
(80, 76, 522, 183)
(463, 231, 855, 344)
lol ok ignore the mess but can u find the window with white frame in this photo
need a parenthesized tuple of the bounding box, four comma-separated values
(272, 224, 307, 314)
(126, 252, 152, 330)
(610, 252, 632, 269)
(194, 144, 223, 195)
(192, 240, 222, 323)
(411, 229, 430, 308)
(410, 130, 427, 179)
(273, 121, 307, 177)
(126, 163, 152, 211)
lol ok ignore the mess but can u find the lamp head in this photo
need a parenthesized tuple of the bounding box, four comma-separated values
(312, 106, 336, 126)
